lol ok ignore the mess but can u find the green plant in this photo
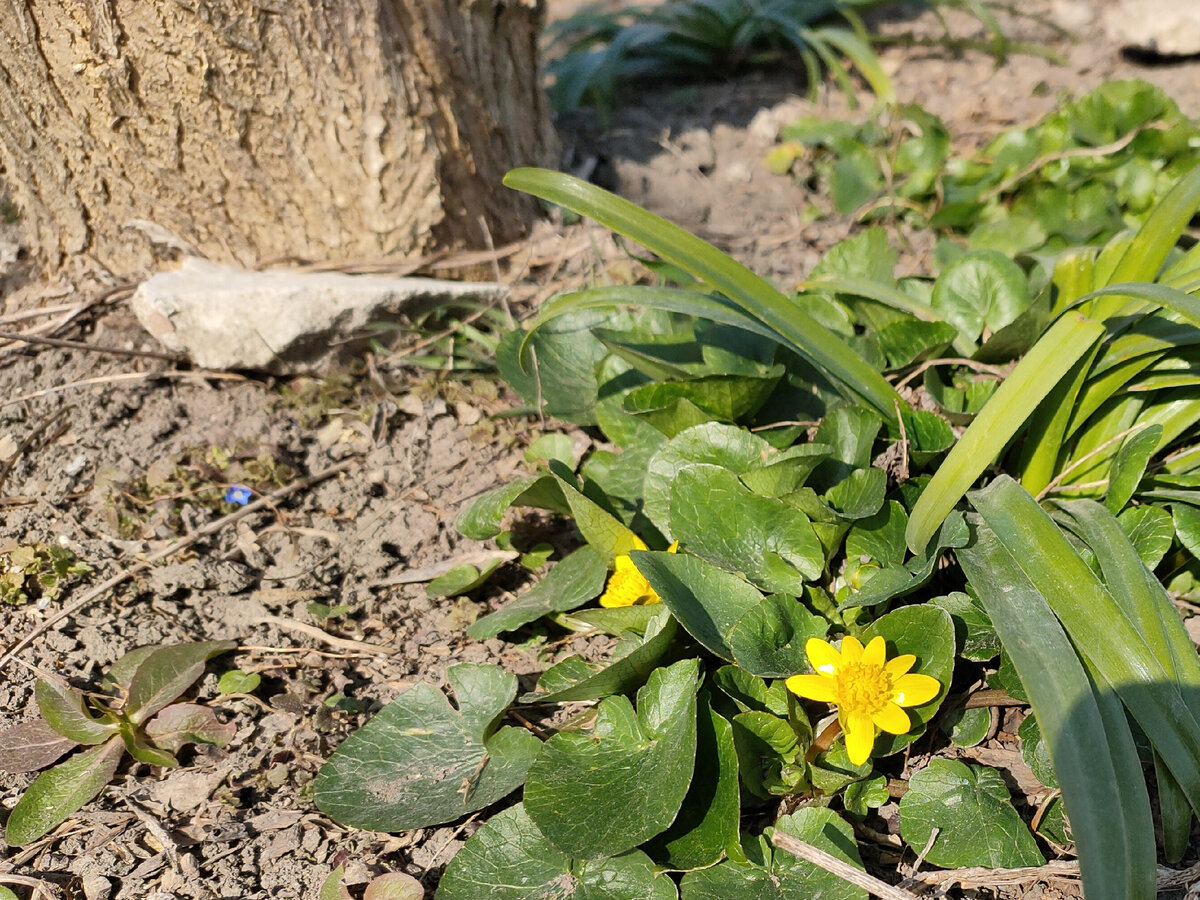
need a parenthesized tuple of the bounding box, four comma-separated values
(547, 0, 895, 112)
(311, 89, 1200, 897)
(0, 541, 92, 607)
(773, 80, 1200, 257)
(0, 640, 236, 846)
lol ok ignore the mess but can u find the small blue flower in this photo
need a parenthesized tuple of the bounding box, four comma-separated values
(224, 485, 253, 506)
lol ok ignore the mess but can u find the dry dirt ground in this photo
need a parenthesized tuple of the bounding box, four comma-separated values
(2, 1, 1200, 898)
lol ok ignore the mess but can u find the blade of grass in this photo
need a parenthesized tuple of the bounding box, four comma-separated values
(969, 476, 1200, 820)
(958, 521, 1154, 900)
(504, 168, 905, 424)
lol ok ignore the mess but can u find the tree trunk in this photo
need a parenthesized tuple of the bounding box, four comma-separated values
(0, 0, 558, 277)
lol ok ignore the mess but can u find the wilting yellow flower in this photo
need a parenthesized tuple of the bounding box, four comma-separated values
(786, 635, 940, 766)
(598, 539, 679, 608)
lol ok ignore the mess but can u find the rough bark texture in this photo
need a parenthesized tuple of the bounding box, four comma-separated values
(0, 0, 558, 277)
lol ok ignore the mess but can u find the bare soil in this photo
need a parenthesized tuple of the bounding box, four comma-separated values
(2, 1, 1200, 898)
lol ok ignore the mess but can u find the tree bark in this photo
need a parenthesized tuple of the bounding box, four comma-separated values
(0, 0, 558, 277)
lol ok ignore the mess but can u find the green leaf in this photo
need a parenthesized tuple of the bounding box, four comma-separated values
(437, 804, 678, 900)
(643, 422, 774, 538)
(634, 551, 761, 660)
(823, 468, 886, 520)
(1017, 713, 1058, 789)
(521, 610, 679, 703)
(844, 500, 908, 567)
(940, 706, 991, 748)
(931, 592, 999, 661)
(1119, 504, 1175, 569)
(122, 640, 238, 725)
(1106, 425, 1163, 512)
(35, 678, 117, 745)
(313, 663, 540, 832)
(524, 658, 701, 858)
(426, 557, 506, 597)
(877, 319, 958, 369)
(861, 604, 954, 757)
(468, 546, 607, 640)
(931, 251, 1029, 348)
(680, 807, 867, 900)
(960, 491, 1159, 900)
(364, 873, 424, 900)
(727, 593, 828, 679)
(552, 469, 645, 565)
(495, 310, 609, 424)
(670, 464, 823, 592)
(454, 475, 566, 541)
(646, 697, 741, 870)
(504, 169, 905, 423)
(217, 670, 262, 694)
(711, 666, 790, 718)
(843, 773, 888, 817)
(898, 760, 1044, 868)
(5, 736, 124, 847)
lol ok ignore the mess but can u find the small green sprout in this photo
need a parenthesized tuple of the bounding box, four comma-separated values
(0, 541, 92, 608)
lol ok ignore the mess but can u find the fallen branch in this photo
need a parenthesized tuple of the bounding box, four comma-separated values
(0, 458, 357, 673)
(769, 832, 922, 900)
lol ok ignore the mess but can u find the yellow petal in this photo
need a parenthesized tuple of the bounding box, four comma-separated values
(806, 637, 842, 675)
(599, 568, 652, 608)
(631, 535, 650, 552)
(885, 654, 916, 679)
(842, 714, 875, 766)
(862, 635, 887, 668)
(613, 553, 637, 572)
(893, 672, 941, 707)
(785, 673, 838, 703)
(872, 702, 911, 735)
(667, 541, 680, 553)
(840, 634, 864, 664)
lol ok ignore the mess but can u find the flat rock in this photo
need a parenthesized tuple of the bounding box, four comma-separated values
(132, 257, 509, 373)
(1102, 0, 1200, 56)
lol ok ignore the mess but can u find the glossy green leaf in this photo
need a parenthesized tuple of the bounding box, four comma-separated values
(843, 773, 889, 817)
(931, 251, 1030, 348)
(646, 697, 741, 870)
(1119, 504, 1175, 569)
(5, 736, 124, 847)
(1106, 424, 1163, 512)
(426, 557, 507, 598)
(727, 593, 828, 679)
(961, 487, 1161, 900)
(931, 592, 999, 661)
(313, 663, 540, 832)
(437, 804, 678, 900)
(844, 500, 907, 567)
(940, 706, 991, 748)
(823, 467, 886, 520)
(1017, 714, 1058, 789)
(552, 469, 645, 565)
(504, 169, 905, 423)
(454, 475, 566, 541)
(898, 760, 1043, 868)
(669, 464, 823, 592)
(521, 610, 679, 703)
(468, 546, 607, 640)
(524, 658, 700, 858)
(643, 422, 775, 538)
(635, 551, 763, 661)
(680, 808, 867, 900)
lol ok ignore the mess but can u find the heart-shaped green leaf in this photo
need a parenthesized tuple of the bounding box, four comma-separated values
(524, 658, 700, 858)
(314, 663, 539, 832)
(437, 804, 678, 900)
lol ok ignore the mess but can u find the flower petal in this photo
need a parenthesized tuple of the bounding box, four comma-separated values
(839, 635, 864, 664)
(785, 673, 838, 703)
(872, 702, 911, 735)
(599, 568, 654, 608)
(842, 714, 875, 766)
(806, 638, 842, 675)
(666, 541, 680, 553)
(862, 635, 887, 668)
(631, 535, 650, 552)
(892, 672, 941, 707)
(613, 553, 637, 572)
(884, 654, 916, 679)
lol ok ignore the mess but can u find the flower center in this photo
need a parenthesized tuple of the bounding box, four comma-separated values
(837, 662, 893, 716)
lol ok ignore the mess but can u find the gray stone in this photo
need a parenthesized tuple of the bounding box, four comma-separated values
(131, 257, 509, 373)
(1103, 0, 1200, 56)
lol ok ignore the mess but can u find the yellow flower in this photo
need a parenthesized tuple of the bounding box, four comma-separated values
(786, 635, 941, 766)
(598, 539, 679, 608)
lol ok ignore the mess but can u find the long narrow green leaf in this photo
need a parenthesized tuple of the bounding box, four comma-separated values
(969, 477, 1200, 819)
(797, 276, 939, 322)
(1109, 164, 1200, 285)
(807, 25, 896, 104)
(504, 168, 905, 424)
(958, 522, 1154, 900)
(906, 314, 1105, 552)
